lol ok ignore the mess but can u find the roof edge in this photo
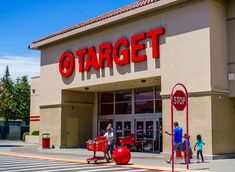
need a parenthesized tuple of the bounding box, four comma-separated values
(29, 0, 187, 50)
(31, 76, 40, 79)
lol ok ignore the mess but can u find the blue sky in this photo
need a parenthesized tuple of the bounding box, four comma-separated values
(0, 0, 137, 81)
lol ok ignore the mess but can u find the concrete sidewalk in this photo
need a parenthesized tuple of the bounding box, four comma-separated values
(0, 141, 234, 172)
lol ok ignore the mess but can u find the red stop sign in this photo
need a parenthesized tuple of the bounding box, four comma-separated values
(172, 90, 187, 111)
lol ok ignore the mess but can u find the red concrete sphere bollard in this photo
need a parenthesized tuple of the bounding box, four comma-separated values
(112, 146, 131, 165)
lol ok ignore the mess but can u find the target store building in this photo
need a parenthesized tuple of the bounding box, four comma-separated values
(29, 0, 235, 159)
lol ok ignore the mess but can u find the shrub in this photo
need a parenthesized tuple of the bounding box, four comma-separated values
(22, 132, 29, 141)
(31, 130, 39, 136)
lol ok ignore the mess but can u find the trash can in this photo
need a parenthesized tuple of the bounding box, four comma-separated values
(42, 133, 50, 149)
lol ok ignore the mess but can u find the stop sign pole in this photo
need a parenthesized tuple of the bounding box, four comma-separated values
(170, 83, 189, 172)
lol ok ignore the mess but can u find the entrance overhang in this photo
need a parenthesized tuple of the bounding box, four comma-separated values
(67, 76, 161, 92)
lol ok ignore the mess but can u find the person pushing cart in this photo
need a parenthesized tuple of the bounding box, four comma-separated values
(104, 124, 114, 160)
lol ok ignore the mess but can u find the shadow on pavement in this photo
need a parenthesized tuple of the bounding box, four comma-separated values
(176, 161, 210, 165)
(190, 168, 210, 170)
(0, 145, 24, 148)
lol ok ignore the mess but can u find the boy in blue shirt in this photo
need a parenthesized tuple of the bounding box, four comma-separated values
(165, 121, 184, 163)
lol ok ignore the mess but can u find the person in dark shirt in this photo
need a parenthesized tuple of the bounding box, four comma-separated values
(183, 134, 192, 164)
(165, 121, 184, 163)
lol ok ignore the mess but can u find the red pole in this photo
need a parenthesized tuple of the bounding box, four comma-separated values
(171, 83, 189, 171)
(185, 89, 189, 169)
(170, 93, 174, 172)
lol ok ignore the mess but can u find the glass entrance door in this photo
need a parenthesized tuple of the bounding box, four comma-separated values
(135, 118, 161, 152)
(114, 120, 132, 145)
(155, 117, 162, 152)
(135, 121, 144, 151)
(124, 121, 131, 136)
(145, 120, 154, 152)
(116, 121, 123, 145)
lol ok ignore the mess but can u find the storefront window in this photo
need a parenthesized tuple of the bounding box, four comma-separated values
(115, 102, 132, 114)
(99, 92, 114, 115)
(115, 90, 132, 102)
(115, 90, 132, 114)
(100, 104, 114, 115)
(135, 87, 154, 101)
(99, 87, 162, 115)
(155, 87, 162, 113)
(135, 87, 154, 113)
(101, 92, 114, 103)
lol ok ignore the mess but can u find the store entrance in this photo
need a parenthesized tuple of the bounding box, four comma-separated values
(98, 117, 162, 153)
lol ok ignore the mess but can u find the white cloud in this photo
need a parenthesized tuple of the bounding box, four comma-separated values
(0, 55, 40, 82)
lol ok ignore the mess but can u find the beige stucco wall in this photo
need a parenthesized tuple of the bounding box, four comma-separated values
(60, 91, 94, 147)
(40, 107, 62, 146)
(30, 77, 40, 134)
(209, 0, 228, 92)
(93, 92, 99, 138)
(62, 90, 94, 104)
(212, 95, 235, 155)
(160, 0, 211, 95)
(38, 91, 94, 147)
(227, 0, 235, 96)
(30, 77, 40, 115)
(163, 95, 213, 155)
(30, 122, 40, 135)
(61, 104, 93, 147)
(207, 3, 235, 156)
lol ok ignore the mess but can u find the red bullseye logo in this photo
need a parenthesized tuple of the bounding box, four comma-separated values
(59, 51, 75, 78)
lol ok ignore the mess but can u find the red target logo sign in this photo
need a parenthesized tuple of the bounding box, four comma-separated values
(59, 52, 75, 78)
(58, 27, 165, 78)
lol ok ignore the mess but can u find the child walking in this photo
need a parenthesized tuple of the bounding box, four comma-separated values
(194, 134, 205, 163)
(183, 134, 192, 164)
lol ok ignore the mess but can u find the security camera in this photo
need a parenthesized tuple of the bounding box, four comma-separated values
(141, 79, 146, 83)
(219, 95, 223, 100)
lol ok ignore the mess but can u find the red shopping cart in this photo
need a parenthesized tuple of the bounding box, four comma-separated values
(86, 136, 109, 164)
(119, 134, 135, 151)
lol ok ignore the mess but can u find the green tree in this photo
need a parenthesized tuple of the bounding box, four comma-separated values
(14, 76, 30, 125)
(0, 66, 15, 124)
